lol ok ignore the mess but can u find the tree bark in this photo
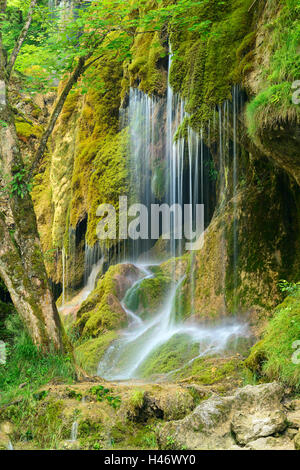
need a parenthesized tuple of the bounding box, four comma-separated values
(6, 0, 37, 78)
(0, 49, 64, 352)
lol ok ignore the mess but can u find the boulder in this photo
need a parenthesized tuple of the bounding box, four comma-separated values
(246, 436, 294, 451)
(294, 432, 300, 451)
(231, 383, 286, 445)
(158, 395, 235, 450)
(286, 411, 300, 430)
(158, 382, 287, 450)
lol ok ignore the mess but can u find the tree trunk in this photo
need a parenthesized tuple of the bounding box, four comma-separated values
(0, 69, 64, 352)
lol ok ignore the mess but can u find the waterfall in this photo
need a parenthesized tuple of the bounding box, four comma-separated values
(97, 267, 249, 380)
(69, 420, 78, 442)
(232, 84, 243, 312)
(84, 242, 103, 285)
(126, 88, 162, 261)
(7, 440, 14, 450)
(96, 53, 249, 380)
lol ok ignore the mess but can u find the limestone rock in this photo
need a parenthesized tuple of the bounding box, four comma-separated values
(246, 436, 294, 451)
(158, 382, 287, 450)
(294, 432, 300, 450)
(231, 382, 286, 445)
(286, 411, 300, 429)
(158, 395, 235, 450)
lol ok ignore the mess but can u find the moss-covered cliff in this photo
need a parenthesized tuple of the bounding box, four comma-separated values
(30, 0, 300, 385)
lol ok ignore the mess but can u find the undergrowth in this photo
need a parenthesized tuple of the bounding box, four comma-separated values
(0, 313, 76, 406)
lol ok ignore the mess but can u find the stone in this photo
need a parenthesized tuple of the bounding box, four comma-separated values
(158, 382, 287, 450)
(231, 382, 287, 445)
(158, 395, 236, 450)
(294, 432, 300, 450)
(246, 436, 294, 451)
(0, 421, 13, 435)
(232, 410, 287, 445)
(286, 428, 298, 440)
(286, 411, 300, 429)
(284, 399, 300, 411)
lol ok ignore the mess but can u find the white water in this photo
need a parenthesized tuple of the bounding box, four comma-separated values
(7, 439, 14, 450)
(65, 420, 78, 443)
(97, 264, 250, 380)
(95, 52, 248, 381)
(70, 421, 78, 442)
(59, 256, 103, 315)
(82, 256, 104, 301)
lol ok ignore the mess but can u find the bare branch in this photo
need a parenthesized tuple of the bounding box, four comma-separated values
(6, 0, 37, 79)
(248, 0, 259, 12)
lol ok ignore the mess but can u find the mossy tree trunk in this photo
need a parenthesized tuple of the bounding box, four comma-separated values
(0, 4, 64, 352)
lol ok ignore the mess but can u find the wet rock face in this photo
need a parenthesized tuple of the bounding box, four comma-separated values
(158, 382, 288, 450)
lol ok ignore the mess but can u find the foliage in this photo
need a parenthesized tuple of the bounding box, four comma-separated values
(278, 279, 300, 296)
(246, 0, 300, 137)
(0, 168, 32, 199)
(245, 291, 300, 389)
(89, 385, 121, 409)
(0, 313, 75, 405)
(2, 0, 211, 95)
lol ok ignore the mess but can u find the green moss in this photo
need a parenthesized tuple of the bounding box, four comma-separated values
(245, 291, 300, 388)
(86, 129, 128, 247)
(137, 334, 200, 378)
(74, 263, 139, 338)
(15, 120, 42, 141)
(69, 52, 124, 234)
(74, 331, 118, 375)
(246, 0, 300, 139)
(124, 269, 171, 318)
(127, 31, 168, 96)
(169, 0, 255, 127)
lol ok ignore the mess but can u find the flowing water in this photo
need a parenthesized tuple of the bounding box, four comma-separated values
(7, 439, 14, 450)
(97, 263, 249, 380)
(70, 421, 78, 442)
(95, 54, 250, 379)
(58, 45, 248, 381)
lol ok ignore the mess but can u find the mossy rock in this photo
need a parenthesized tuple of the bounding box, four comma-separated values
(74, 263, 141, 338)
(245, 291, 300, 388)
(15, 120, 42, 142)
(74, 331, 118, 375)
(123, 268, 172, 319)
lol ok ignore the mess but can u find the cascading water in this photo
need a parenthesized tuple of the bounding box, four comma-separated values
(70, 420, 78, 442)
(96, 51, 250, 381)
(7, 439, 14, 450)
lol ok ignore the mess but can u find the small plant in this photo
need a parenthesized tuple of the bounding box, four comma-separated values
(89, 385, 121, 409)
(0, 168, 32, 199)
(66, 388, 83, 401)
(33, 390, 48, 401)
(165, 435, 176, 450)
(205, 160, 218, 181)
(278, 279, 300, 296)
(130, 389, 145, 409)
